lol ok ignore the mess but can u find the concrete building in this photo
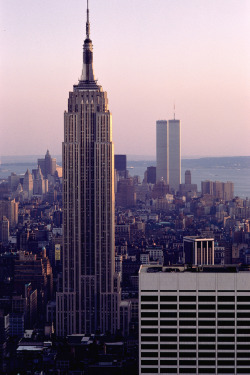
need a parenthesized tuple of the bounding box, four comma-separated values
(0, 199, 18, 227)
(38, 150, 56, 178)
(23, 169, 33, 200)
(145, 166, 156, 184)
(201, 180, 234, 201)
(156, 120, 168, 184)
(56, 4, 120, 336)
(156, 119, 181, 192)
(183, 236, 214, 265)
(168, 119, 181, 192)
(139, 265, 250, 375)
(185, 170, 191, 185)
(32, 166, 48, 196)
(115, 154, 127, 179)
(116, 178, 136, 207)
(0, 216, 9, 245)
(179, 170, 197, 195)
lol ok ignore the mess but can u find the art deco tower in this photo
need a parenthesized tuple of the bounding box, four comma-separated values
(56, 3, 120, 336)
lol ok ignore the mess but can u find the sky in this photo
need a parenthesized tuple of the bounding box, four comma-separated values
(0, 0, 249, 158)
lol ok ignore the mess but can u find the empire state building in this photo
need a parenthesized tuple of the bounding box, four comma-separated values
(56, 3, 120, 336)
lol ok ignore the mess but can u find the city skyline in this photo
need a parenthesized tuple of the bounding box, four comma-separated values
(1, 0, 250, 157)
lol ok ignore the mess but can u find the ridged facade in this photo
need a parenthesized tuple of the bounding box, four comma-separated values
(56, 4, 120, 336)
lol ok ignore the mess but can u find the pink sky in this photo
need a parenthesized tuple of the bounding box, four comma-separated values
(0, 0, 249, 157)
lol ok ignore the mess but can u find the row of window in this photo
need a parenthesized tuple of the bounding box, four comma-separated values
(142, 359, 250, 366)
(141, 348, 250, 354)
(141, 311, 250, 318)
(141, 319, 250, 327)
(142, 327, 248, 335)
(141, 303, 250, 310)
(141, 368, 250, 374)
(141, 337, 250, 348)
(141, 295, 250, 302)
(141, 343, 250, 357)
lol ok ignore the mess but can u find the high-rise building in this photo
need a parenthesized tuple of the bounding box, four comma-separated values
(38, 150, 56, 178)
(139, 265, 250, 375)
(156, 119, 181, 192)
(156, 120, 168, 184)
(145, 166, 156, 184)
(23, 169, 33, 200)
(201, 180, 234, 201)
(179, 170, 197, 195)
(115, 154, 127, 178)
(185, 170, 191, 185)
(168, 119, 181, 191)
(56, 4, 120, 336)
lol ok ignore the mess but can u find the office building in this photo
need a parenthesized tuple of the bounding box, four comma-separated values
(156, 120, 168, 184)
(168, 119, 181, 191)
(56, 4, 120, 336)
(179, 170, 197, 195)
(145, 166, 156, 184)
(201, 180, 234, 201)
(139, 265, 250, 375)
(0, 216, 9, 245)
(23, 169, 33, 200)
(115, 154, 127, 178)
(185, 170, 191, 185)
(183, 236, 214, 265)
(38, 150, 56, 178)
(0, 199, 18, 227)
(156, 119, 181, 192)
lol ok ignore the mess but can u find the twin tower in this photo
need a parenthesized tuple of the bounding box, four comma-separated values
(156, 119, 181, 192)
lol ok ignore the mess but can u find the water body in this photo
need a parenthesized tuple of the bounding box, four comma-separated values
(0, 156, 249, 199)
(127, 157, 250, 199)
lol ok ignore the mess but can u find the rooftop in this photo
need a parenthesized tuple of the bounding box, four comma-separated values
(140, 265, 250, 274)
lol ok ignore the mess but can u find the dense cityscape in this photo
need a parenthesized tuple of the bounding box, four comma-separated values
(0, 2, 250, 375)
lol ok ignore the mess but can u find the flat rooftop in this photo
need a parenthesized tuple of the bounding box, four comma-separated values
(139, 265, 249, 274)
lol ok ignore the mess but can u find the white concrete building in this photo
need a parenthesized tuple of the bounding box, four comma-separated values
(139, 265, 250, 375)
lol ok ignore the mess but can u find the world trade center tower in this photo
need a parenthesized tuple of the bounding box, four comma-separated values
(56, 3, 120, 336)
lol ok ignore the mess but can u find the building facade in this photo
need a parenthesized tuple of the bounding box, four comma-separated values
(183, 236, 214, 266)
(156, 119, 181, 192)
(38, 150, 56, 178)
(156, 120, 168, 185)
(139, 265, 250, 375)
(168, 119, 181, 192)
(56, 5, 120, 336)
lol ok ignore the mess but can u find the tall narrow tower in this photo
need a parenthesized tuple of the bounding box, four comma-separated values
(56, 2, 120, 336)
(168, 119, 181, 191)
(156, 120, 169, 184)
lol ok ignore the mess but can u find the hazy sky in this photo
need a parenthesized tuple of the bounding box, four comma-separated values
(1, 0, 249, 157)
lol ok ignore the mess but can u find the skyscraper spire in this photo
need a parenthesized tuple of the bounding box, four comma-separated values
(86, 0, 90, 39)
(80, 0, 95, 83)
(57, 0, 120, 337)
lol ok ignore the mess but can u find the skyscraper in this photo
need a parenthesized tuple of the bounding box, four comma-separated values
(168, 119, 181, 191)
(56, 3, 120, 336)
(156, 120, 168, 184)
(156, 118, 181, 192)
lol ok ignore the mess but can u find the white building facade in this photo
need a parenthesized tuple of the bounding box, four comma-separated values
(139, 265, 250, 375)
